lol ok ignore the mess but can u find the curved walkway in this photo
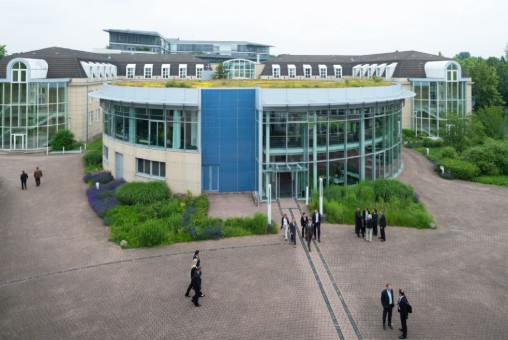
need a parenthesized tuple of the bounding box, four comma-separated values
(0, 150, 507, 339)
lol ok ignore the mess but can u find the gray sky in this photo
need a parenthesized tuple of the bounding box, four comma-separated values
(1, 0, 507, 58)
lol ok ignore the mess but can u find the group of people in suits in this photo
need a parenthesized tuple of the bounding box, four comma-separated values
(280, 209, 322, 251)
(184, 250, 205, 307)
(19, 166, 43, 190)
(355, 207, 387, 242)
(381, 283, 411, 339)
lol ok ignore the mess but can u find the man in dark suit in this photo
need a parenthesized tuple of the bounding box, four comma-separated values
(372, 209, 378, 237)
(379, 210, 387, 241)
(312, 209, 322, 242)
(191, 267, 203, 307)
(381, 283, 394, 330)
(300, 212, 309, 238)
(185, 250, 204, 297)
(20, 170, 29, 190)
(355, 208, 362, 237)
(397, 289, 409, 339)
(305, 222, 314, 252)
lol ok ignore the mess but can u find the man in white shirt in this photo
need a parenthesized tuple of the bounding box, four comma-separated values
(380, 282, 394, 330)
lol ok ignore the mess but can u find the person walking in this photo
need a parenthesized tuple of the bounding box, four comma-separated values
(305, 221, 314, 252)
(372, 208, 378, 237)
(366, 214, 373, 242)
(355, 208, 362, 238)
(20, 170, 29, 190)
(281, 213, 289, 241)
(381, 283, 394, 330)
(191, 267, 203, 307)
(312, 209, 322, 242)
(185, 251, 204, 298)
(300, 212, 309, 239)
(33, 166, 43, 187)
(379, 210, 387, 241)
(397, 289, 409, 339)
(289, 218, 297, 248)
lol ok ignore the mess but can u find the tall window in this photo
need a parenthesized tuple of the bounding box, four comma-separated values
(447, 63, 458, 82)
(272, 65, 280, 79)
(126, 64, 135, 79)
(288, 65, 296, 79)
(88, 111, 93, 125)
(196, 64, 204, 79)
(333, 65, 342, 79)
(304, 65, 312, 79)
(96, 109, 100, 122)
(136, 158, 166, 178)
(144, 64, 153, 79)
(103, 145, 109, 162)
(223, 59, 256, 79)
(319, 65, 327, 79)
(179, 64, 187, 79)
(11, 62, 27, 83)
(162, 64, 170, 79)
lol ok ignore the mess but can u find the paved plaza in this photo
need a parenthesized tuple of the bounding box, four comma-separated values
(0, 149, 507, 339)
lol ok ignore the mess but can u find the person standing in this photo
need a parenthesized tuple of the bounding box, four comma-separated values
(281, 213, 289, 241)
(312, 209, 322, 242)
(397, 289, 409, 339)
(191, 267, 203, 307)
(372, 208, 378, 237)
(289, 218, 297, 248)
(379, 210, 387, 241)
(366, 214, 373, 242)
(381, 283, 394, 330)
(362, 207, 369, 239)
(355, 208, 362, 238)
(33, 166, 43, 187)
(305, 221, 314, 252)
(20, 170, 29, 190)
(300, 212, 309, 239)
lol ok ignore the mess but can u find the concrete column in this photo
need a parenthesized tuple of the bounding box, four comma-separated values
(360, 112, 365, 181)
(313, 111, 318, 190)
(265, 112, 271, 199)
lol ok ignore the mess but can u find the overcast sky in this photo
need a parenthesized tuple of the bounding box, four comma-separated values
(1, 0, 507, 58)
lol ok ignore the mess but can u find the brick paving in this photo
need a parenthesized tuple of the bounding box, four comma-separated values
(0, 149, 507, 339)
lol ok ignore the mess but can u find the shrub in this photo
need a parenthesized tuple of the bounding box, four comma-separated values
(402, 129, 416, 139)
(165, 80, 192, 88)
(115, 181, 171, 205)
(440, 146, 458, 160)
(86, 178, 126, 217)
(372, 179, 413, 202)
(82, 150, 103, 168)
(438, 158, 480, 180)
(136, 220, 167, 247)
(473, 176, 508, 187)
(422, 138, 444, 148)
(83, 171, 113, 185)
(463, 140, 508, 176)
(51, 129, 75, 151)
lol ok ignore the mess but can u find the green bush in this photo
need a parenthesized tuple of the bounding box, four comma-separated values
(165, 80, 192, 88)
(372, 179, 413, 202)
(463, 140, 508, 176)
(115, 181, 171, 205)
(136, 220, 167, 247)
(473, 176, 508, 187)
(222, 213, 267, 237)
(402, 129, 416, 139)
(438, 158, 480, 180)
(82, 150, 102, 168)
(441, 146, 458, 160)
(422, 138, 444, 148)
(51, 129, 75, 151)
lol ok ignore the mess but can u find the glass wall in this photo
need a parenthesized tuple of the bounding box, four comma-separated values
(259, 102, 403, 200)
(0, 70, 67, 150)
(223, 59, 256, 79)
(412, 64, 467, 137)
(102, 101, 199, 151)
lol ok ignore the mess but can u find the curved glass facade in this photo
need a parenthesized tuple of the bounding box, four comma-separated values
(259, 103, 403, 199)
(102, 101, 199, 150)
(0, 61, 67, 150)
(223, 59, 256, 79)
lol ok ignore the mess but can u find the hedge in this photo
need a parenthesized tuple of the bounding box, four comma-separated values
(115, 181, 171, 205)
(437, 158, 480, 180)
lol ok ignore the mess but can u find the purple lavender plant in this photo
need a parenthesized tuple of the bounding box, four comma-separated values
(86, 178, 126, 217)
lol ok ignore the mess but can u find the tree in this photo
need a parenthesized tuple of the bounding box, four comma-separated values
(0, 44, 7, 58)
(462, 57, 504, 110)
(213, 63, 228, 79)
(486, 56, 508, 106)
(454, 51, 471, 60)
(440, 114, 468, 151)
(474, 106, 508, 139)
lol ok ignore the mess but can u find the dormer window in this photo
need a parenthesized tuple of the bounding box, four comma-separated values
(11, 62, 27, 83)
(144, 64, 153, 79)
(303, 65, 312, 79)
(272, 64, 281, 79)
(126, 64, 136, 79)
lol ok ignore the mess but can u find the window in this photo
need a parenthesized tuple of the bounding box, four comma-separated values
(223, 59, 256, 79)
(161, 64, 170, 79)
(96, 109, 100, 122)
(333, 65, 342, 79)
(126, 64, 135, 79)
(88, 111, 93, 126)
(288, 65, 296, 79)
(144, 64, 153, 79)
(447, 63, 458, 82)
(196, 64, 204, 79)
(136, 158, 166, 178)
(319, 65, 327, 79)
(179, 64, 187, 79)
(272, 64, 280, 79)
(103, 145, 109, 162)
(303, 65, 312, 79)
(11, 61, 27, 83)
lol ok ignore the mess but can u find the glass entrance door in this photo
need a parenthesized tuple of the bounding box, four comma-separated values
(12, 134, 26, 150)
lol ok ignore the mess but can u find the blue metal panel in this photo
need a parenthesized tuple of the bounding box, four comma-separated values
(201, 89, 256, 192)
